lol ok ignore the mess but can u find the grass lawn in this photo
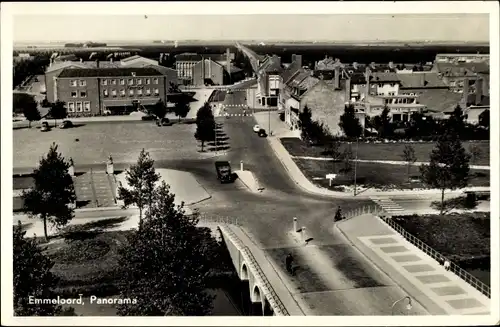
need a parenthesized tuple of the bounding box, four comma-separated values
(293, 158, 490, 190)
(393, 212, 490, 285)
(13, 121, 198, 169)
(281, 138, 490, 166)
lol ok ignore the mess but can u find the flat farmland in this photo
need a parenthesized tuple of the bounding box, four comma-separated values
(13, 122, 199, 169)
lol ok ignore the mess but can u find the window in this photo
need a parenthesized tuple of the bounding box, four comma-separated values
(79, 80, 86, 86)
(145, 78, 151, 85)
(120, 79, 125, 85)
(153, 78, 159, 84)
(137, 89, 143, 96)
(112, 89, 117, 97)
(80, 91, 87, 98)
(154, 88, 159, 95)
(102, 80, 108, 86)
(146, 88, 151, 95)
(76, 102, 83, 112)
(70, 80, 77, 87)
(84, 101, 91, 112)
(103, 89, 109, 97)
(129, 89, 134, 96)
(120, 89, 126, 97)
(137, 79, 142, 85)
(112, 79, 117, 85)
(128, 79, 134, 86)
(71, 91, 77, 98)
(390, 83, 395, 87)
(68, 102, 75, 112)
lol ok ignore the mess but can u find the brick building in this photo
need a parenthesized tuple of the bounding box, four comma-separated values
(175, 50, 236, 85)
(54, 67, 168, 116)
(191, 58, 244, 86)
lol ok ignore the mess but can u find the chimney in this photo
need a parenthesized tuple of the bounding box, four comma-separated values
(420, 73, 425, 87)
(462, 78, 469, 106)
(389, 61, 394, 70)
(353, 62, 358, 70)
(110, 57, 113, 63)
(80, 58, 83, 63)
(96, 59, 100, 68)
(345, 76, 351, 100)
(292, 54, 296, 63)
(365, 67, 371, 98)
(475, 78, 483, 105)
(226, 48, 231, 77)
(295, 54, 302, 68)
(370, 62, 376, 70)
(334, 65, 340, 90)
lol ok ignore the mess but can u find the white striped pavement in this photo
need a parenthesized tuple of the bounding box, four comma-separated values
(222, 113, 254, 117)
(223, 104, 247, 108)
(370, 196, 405, 214)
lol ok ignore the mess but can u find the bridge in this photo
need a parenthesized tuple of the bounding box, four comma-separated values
(215, 208, 491, 316)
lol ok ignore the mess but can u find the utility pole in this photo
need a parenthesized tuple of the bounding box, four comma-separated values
(353, 137, 359, 196)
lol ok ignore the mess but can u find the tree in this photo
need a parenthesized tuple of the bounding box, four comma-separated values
(116, 182, 215, 316)
(420, 132, 471, 214)
(339, 104, 362, 138)
(23, 99, 41, 128)
(324, 138, 342, 173)
(446, 105, 466, 138)
(22, 143, 76, 241)
(299, 105, 313, 143)
(13, 221, 62, 316)
(151, 99, 167, 119)
(13, 93, 37, 114)
(402, 144, 417, 181)
(173, 101, 191, 122)
(49, 100, 67, 127)
(117, 149, 160, 224)
(374, 106, 393, 138)
(468, 144, 482, 165)
(339, 146, 353, 176)
(478, 109, 490, 128)
(194, 102, 215, 152)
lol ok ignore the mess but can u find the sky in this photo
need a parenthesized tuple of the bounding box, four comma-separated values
(12, 13, 490, 43)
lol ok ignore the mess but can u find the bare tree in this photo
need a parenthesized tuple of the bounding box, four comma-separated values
(402, 144, 417, 181)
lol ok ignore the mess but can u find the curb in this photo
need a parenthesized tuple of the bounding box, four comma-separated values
(75, 206, 120, 213)
(235, 170, 263, 193)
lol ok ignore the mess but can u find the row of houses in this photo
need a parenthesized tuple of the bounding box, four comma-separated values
(44, 55, 179, 116)
(253, 53, 490, 136)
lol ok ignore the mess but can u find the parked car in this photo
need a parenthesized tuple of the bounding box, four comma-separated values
(156, 117, 171, 126)
(257, 128, 267, 137)
(41, 121, 51, 132)
(59, 120, 73, 129)
(253, 124, 261, 133)
(227, 89, 233, 94)
(141, 115, 156, 121)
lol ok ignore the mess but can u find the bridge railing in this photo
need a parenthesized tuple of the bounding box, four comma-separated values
(219, 225, 290, 316)
(343, 204, 385, 220)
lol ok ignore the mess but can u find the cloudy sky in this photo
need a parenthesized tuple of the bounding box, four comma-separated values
(10, 6, 490, 43)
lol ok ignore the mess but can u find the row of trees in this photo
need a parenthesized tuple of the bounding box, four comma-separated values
(194, 102, 216, 151)
(16, 145, 217, 315)
(13, 56, 50, 89)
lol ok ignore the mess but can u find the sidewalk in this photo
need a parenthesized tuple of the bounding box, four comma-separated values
(336, 214, 490, 315)
(292, 157, 490, 171)
(252, 111, 490, 199)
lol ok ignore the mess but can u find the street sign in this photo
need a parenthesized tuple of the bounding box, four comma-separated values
(325, 173, 337, 187)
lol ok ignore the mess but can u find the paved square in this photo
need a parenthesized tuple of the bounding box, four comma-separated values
(369, 237, 398, 245)
(402, 264, 436, 273)
(415, 274, 451, 284)
(431, 285, 467, 296)
(379, 245, 410, 254)
(391, 254, 422, 263)
(446, 298, 485, 310)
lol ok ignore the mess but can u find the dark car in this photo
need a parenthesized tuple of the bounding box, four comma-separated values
(59, 120, 73, 129)
(141, 115, 156, 121)
(156, 117, 171, 126)
(41, 121, 51, 132)
(257, 128, 267, 137)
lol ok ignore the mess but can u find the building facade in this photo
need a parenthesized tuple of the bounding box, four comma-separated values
(175, 51, 234, 85)
(54, 68, 168, 116)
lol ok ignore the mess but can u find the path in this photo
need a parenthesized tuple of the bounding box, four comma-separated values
(337, 214, 490, 315)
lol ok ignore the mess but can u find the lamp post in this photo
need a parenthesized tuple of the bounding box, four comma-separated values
(353, 136, 360, 196)
(391, 296, 412, 315)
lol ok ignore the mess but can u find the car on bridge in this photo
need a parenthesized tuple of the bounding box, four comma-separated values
(215, 161, 234, 184)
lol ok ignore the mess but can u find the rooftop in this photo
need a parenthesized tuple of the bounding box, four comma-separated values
(397, 72, 447, 89)
(175, 52, 229, 62)
(416, 88, 463, 113)
(58, 67, 164, 78)
(369, 72, 400, 83)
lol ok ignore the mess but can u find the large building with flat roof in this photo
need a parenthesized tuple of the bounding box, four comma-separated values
(54, 67, 169, 116)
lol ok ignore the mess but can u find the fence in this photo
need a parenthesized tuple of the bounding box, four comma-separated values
(378, 215, 491, 298)
(220, 226, 289, 316)
(342, 204, 385, 220)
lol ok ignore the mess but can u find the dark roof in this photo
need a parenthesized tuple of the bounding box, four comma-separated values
(398, 72, 447, 89)
(349, 72, 366, 84)
(146, 64, 176, 76)
(281, 60, 302, 84)
(58, 67, 164, 78)
(370, 72, 400, 83)
(435, 62, 490, 76)
(175, 53, 227, 62)
(417, 89, 463, 113)
(259, 55, 283, 74)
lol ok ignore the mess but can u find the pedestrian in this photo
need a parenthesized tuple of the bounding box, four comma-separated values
(444, 259, 451, 271)
(285, 253, 294, 274)
(334, 206, 342, 221)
